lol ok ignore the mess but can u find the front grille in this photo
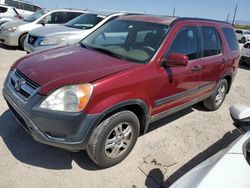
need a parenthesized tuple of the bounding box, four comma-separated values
(9, 69, 40, 101)
(27, 35, 38, 45)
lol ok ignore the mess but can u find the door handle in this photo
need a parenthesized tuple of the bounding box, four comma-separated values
(221, 58, 228, 64)
(192, 65, 201, 72)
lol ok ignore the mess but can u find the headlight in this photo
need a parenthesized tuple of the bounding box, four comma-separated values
(40, 84, 93, 112)
(7, 26, 17, 32)
(39, 37, 67, 46)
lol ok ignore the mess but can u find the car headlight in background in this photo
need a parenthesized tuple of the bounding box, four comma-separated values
(40, 84, 93, 112)
(39, 37, 67, 46)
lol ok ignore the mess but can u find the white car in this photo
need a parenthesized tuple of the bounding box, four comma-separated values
(0, 4, 21, 25)
(0, 9, 85, 49)
(235, 29, 250, 44)
(240, 42, 250, 65)
(0, 0, 41, 17)
(170, 104, 250, 188)
(24, 12, 128, 53)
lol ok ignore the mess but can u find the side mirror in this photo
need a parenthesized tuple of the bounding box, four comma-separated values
(163, 53, 188, 67)
(40, 18, 48, 26)
(230, 104, 250, 133)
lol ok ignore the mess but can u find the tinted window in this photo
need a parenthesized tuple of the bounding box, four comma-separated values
(5, 0, 18, 8)
(64, 12, 83, 23)
(167, 27, 198, 60)
(22, 2, 33, 11)
(222, 28, 239, 51)
(45, 12, 65, 24)
(0, 6, 8, 13)
(201, 27, 222, 57)
(235, 30, 243, 34)
(65, 13, 104, 30)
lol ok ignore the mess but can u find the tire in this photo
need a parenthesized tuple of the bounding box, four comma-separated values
(19, 34, 27, 50)
(87, 110, 140, 168)
(203, 79, 228, 111)
(241, 37, 246, 44)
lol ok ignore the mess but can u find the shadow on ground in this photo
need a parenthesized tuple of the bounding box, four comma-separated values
(144, 129, 242, 188)
(0, 103, 208, 171)
(239, 63, 250, 71)
(0, 43, 20, 51)
(0, 110, 101, 171)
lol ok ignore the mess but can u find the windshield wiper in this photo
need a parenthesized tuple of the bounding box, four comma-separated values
(89, 46, 125, 60)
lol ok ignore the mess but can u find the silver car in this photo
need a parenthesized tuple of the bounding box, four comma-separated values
(170, 104, 250, 188)
(0, 9, 85, 49)
(24, 12, 128, 53)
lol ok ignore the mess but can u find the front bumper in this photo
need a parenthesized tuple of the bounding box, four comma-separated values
(0, 32, 19, 46)
(2, 72, 99, 151)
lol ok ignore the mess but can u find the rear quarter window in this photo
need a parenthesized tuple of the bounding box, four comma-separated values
(222, 28, 239, 51)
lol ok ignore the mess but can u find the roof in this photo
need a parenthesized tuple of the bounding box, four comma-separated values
(119, 14, 178, 25)
(119, 14, 230, 26)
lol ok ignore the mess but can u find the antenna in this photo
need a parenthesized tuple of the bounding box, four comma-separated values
(232, 4, 238, 25)
(173, 7, 176, 16)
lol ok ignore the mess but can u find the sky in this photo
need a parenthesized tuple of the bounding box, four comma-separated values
(29, 0, 249, 22)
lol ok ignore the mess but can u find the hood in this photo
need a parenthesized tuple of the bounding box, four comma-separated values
(14, 44, 140, 95)
(2, 20, 27, 28)
(29, 25, 82, 37)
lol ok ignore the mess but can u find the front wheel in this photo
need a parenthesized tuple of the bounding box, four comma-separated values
(87, 110, 140, 168)
(203, 79, 228, 111)
(19, 34, 27, 50)
(241, 37, 246, 44)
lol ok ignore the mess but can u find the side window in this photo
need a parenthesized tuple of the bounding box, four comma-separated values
(222, 28, 239, 51)
(0, 6, 8, 13)
(167, 27, 198, 60)
(5, 0, 18, 8)
(22, 3, 33, 11)
(32, 5, 41, 12)
(201, 27, 222, 57)
(45, 12, 65, 24)
(64, 12, 82, 22)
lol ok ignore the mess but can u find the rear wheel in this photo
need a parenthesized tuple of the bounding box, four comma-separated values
(203, 79, 228, 111)
(87, 110, 140, 168)
(19, 34, 27, 50)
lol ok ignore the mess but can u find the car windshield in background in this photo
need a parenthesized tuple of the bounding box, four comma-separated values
(23, 10, 47, 22)
(81, 19, 169, 64)
(244, 31, 250, 35)
(65, 13, 105, 30)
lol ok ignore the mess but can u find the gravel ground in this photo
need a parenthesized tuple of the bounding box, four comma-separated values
(0, 43, 249, 188)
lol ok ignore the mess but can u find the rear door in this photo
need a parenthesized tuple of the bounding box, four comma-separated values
(197, 25, 227, 96)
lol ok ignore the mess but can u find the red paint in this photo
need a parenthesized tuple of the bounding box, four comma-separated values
(12, 16, 239, 117)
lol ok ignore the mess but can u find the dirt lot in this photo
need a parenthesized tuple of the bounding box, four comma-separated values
(0, 43, 249, 188)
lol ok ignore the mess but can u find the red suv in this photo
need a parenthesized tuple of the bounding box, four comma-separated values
(3, 15, 240, 167)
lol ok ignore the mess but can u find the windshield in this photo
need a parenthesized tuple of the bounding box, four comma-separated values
(23, 10, 47, 22)
(81, 19, 169, 64)
(65, 13, 105, 30)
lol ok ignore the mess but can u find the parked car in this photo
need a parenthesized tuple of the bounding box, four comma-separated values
(2, 15, 239, 167)
(235, 29, 250, 43)
(169, 104, 250, 188)
(0, 0, 41, 17)
(0, 4, 22, 25)
(240, 42, 250, 65)
(0, 9, 85, 49)
(24, 12, 129, 53)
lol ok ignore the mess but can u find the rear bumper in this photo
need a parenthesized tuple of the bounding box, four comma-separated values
(2, 72, 100, 151)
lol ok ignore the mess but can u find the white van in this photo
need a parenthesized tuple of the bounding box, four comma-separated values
(0, 0, 41, 17)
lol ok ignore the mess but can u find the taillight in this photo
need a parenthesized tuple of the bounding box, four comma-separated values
(244, 43, 250, 49)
